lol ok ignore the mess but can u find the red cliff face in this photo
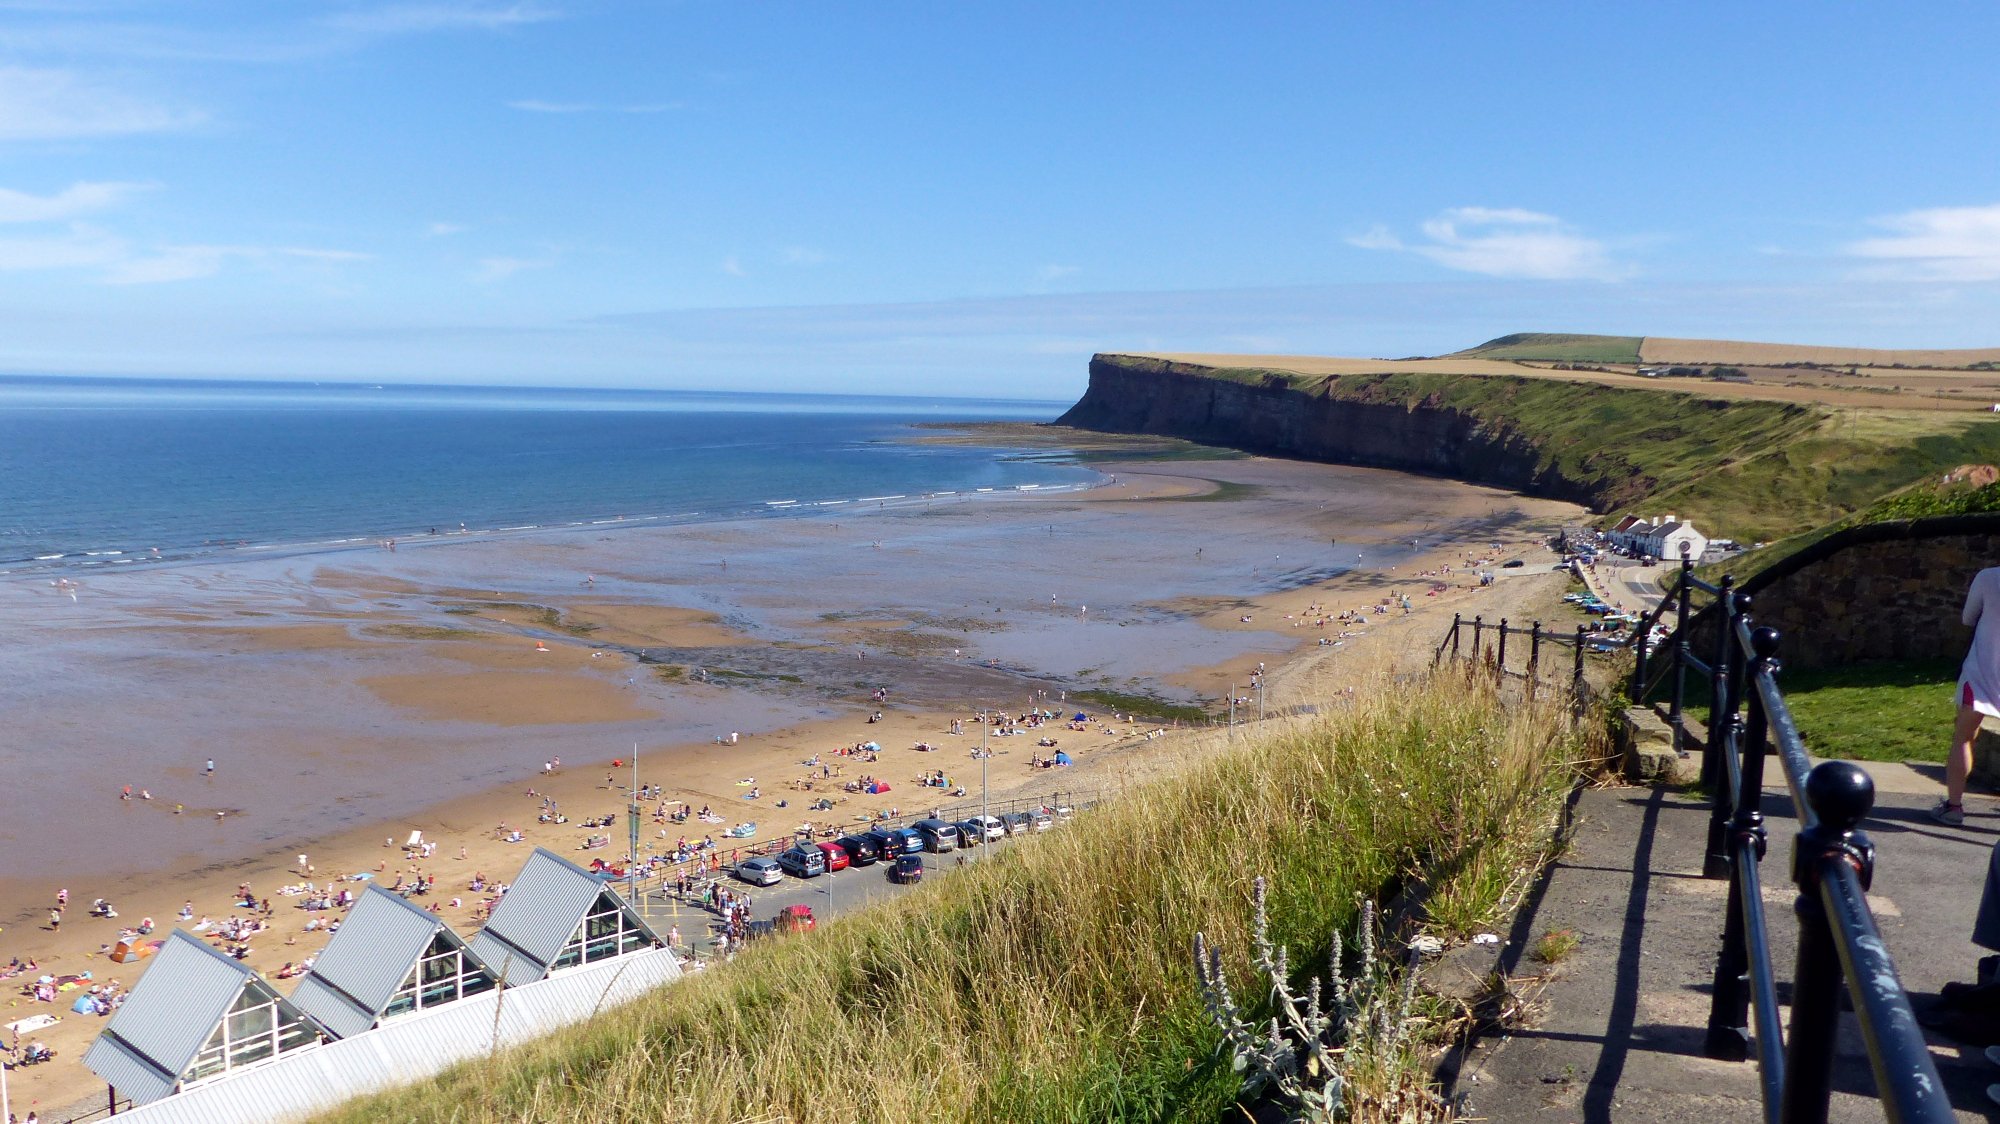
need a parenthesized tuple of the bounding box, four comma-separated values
(1057, 354, 1616, 510)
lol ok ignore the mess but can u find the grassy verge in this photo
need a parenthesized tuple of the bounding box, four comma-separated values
(1781, 659, 1958, 764)
(1067, 686, 1213, 724)
(316, 671, 1600, 1123)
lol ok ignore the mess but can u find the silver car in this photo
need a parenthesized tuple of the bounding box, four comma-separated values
(735, 856, 783, 886)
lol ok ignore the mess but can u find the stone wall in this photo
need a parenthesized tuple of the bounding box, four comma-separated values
(1738, 516, 2000, 670)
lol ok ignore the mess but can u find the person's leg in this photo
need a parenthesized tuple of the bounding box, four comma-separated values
(1950, 703, 1984, 809)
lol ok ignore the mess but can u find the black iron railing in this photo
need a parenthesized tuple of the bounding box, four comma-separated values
(1633, 556, 1952, 1124)
(1432, 612, 1594, 698)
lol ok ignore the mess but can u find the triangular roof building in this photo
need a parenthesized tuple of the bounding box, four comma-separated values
(83, 930, 326, 1106)
(289, 885, 500, 1039)
(468, 847, 662, 986)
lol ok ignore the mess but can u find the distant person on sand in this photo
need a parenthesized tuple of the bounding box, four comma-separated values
(1937, 566, 2000, 825)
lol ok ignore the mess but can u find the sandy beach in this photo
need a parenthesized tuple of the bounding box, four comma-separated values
(0, 455, 1583, 1117)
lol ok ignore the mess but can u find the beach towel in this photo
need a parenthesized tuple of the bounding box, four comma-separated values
(5, 1014, 59, 1034)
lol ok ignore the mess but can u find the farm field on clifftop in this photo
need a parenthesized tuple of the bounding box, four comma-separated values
(317, 672, 1599, 1124)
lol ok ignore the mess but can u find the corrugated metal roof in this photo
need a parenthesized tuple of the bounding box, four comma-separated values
(82, 1030, 178, 1107)
(287, 973, 374, 1042)
(470, 847, 604, 980)
(85, 930, 262, 1101)
(288, 887, 446, 1038)
(101, 947, 685, 1124)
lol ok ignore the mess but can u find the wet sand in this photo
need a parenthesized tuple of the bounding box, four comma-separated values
(0, 456, 1583, 1116)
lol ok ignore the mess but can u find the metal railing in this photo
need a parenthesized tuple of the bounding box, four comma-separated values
(1432, 612, 1595, 698)
(1634, 556, 1951, 1124)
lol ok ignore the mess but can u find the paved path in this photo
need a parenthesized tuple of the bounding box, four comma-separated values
(1455, 772, 2000, 1122)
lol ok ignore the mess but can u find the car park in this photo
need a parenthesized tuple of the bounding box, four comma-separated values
(815, 841, 851, 872)
(914, 818, 959, 852)
(863, 828, 905, 859)
(835, 834, 880, 867)
(889, 853, 924, 883)
(893, 826, 925, 855)
(777, 844, 827, 878)
(1001, 811, 1033, 836)
(1030, 810, 1054, 832)
(953, 820, 985, 847)
(735, 856, 783, 886)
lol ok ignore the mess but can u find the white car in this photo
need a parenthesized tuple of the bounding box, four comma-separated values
(734, 856, 783, 886)
(965, 814, 1005, 842)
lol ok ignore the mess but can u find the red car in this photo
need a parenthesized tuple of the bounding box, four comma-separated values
(774, 904, 817, 933)
(815, 842, 850, 872)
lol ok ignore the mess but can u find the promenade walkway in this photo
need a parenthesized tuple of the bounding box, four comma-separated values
(1454, 767, 2000, 1121)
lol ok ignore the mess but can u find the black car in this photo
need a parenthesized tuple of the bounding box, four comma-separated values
(835, 834, 881, 867)
(890, 853, 924, 883)
(1502, 559, 1525, 568)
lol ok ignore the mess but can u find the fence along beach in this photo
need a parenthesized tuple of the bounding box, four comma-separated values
(0, 451, 1583, 1117)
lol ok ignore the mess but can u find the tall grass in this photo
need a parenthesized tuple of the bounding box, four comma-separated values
(318, 669, 1600, 1123)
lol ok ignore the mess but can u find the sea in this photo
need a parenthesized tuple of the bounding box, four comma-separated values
(0, 375, 1094, 575)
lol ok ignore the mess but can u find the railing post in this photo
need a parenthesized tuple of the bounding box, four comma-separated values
(1472, 615, 1483, 665)
(1528, 621, 1542, 699)
(1706, 625, 1777, 1059)
(1781, 761, 1876, 1124)
(1450, 613, 1461, 658)
(1633, 605, 1650, 699)
(1703, 586, 1742, 880)
(1573, 624, 1586, 690)
(1496, 618, 1509, 677)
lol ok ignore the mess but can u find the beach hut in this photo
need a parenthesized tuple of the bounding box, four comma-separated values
(467, 847, 663, 986)
(83, 930, 326, 1106)
(288, 885, 500, 1039)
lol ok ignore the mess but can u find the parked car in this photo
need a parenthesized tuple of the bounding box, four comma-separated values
(835, 834, 881, 867)
(773, 904, 816, 933)
(914, 818, 959, 853)
(815, 841, 851, 872)
(964, 814, 1005, 842)
(1001, 811, 1034, 836)
(1030, 810, 1054, 832)
(777, 844, 827, 878)
(893, 826, 926, 855)
(890, 853, 924, 883)
(863, 828, 905, 859)
(735, 856, 783, 886)
(953, 820, 985, 847)
(1502, 558, 1525, 568)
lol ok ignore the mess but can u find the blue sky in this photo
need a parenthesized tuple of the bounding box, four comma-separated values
(3, 1, 1999, 398)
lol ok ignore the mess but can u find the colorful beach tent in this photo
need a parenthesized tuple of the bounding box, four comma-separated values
(1053, 751, 1071, 766)
(109, 939, 154, 964)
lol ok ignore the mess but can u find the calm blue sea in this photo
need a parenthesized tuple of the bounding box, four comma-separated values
(0, 375, 1092, 572)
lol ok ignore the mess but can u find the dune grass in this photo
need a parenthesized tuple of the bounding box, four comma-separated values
(317, 671, 1602, 1123)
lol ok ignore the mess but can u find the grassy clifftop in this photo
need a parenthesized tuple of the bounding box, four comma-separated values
(1070, 353, 2000, 542)
(319, 673, 1592, 1123)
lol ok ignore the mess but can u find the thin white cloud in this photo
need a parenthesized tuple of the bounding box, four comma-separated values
(1351, 206, 1626, 281)
(0, 223, 124, 271)
(1846, 203, 2000, 282)
(323, 2, 561, 35)
(427, 221, 468, 237)
(0, 180, 150, 223)
(473, 255, 549, 282)
(781, 245, 827, 266)
(0, 66, 200, 141)
(105, 245, 371, 285)
(1037, 264, 1080, 282)
(720, 255, 745, 277)
(506, 99, 680, 114)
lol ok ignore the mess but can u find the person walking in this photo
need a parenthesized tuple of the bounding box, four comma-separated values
(1937, 566, 2000, 824)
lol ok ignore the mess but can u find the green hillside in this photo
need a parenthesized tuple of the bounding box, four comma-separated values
(1450, 332, 1644, 363)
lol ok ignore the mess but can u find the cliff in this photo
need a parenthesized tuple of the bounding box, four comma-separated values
(1057, 353, 1814, 519)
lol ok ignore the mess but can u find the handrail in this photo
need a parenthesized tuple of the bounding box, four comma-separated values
(1446, 541, 1949, 1120)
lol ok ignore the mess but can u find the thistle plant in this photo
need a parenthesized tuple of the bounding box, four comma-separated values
(1194, 877, 1434, 1123)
